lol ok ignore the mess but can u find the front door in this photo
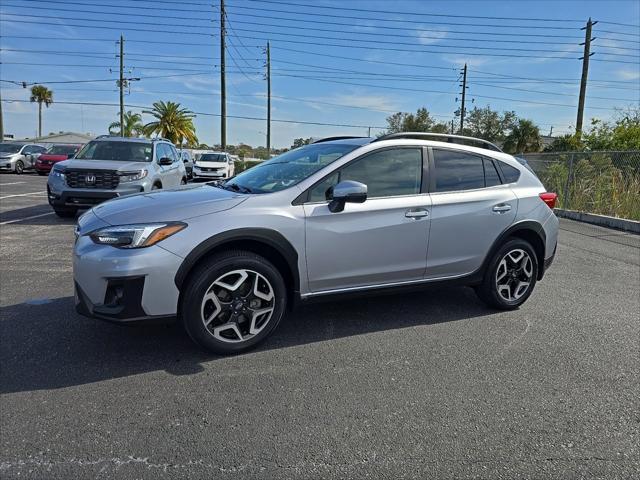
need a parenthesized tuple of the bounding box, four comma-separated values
(303, 147, 431, 293)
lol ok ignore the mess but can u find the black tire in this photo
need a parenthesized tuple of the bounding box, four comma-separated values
(38, 171, 47, 176)
(53, 206, 78, 218)
(152, 183, 161, 190)
(15, 160, 24, 174)
(180, 250, 287, 355)
(474, 238, 538, 310)
(180, 177, 187, 185)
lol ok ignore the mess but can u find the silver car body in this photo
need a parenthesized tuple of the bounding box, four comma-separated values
(48, 136, 187, 209)
(0, 143, 47, 172)
(74, 137, 558, 319)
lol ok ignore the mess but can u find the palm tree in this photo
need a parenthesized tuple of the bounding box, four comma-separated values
(109, 111, 144, 137)
(503, 119, 542, 154)
(142, 101, 198, 145)
(29, 85, 53, 138)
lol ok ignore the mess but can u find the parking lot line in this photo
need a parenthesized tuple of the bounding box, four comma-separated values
(0, 182, 27, 186)
(0, 212, 55, 225)
(0, 191, 47, 200)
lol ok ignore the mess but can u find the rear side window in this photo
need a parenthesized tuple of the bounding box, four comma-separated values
(483, 158, 502, 187)
(433, 149, 484, 192)
(498, 162, 521, 183)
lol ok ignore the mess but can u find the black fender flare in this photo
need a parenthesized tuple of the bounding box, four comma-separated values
(174, 228, 300, 293)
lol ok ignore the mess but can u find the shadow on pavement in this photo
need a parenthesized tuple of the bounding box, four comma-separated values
(0, 286, 494, 394)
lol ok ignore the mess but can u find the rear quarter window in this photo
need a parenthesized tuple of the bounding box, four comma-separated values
(498, 162, 521, 183)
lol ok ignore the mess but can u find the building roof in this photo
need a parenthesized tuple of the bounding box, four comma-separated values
(23, 132, 95, 143)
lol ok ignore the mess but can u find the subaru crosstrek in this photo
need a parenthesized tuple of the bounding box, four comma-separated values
(48, 136, 188, 218)
(73, 133, 559, 355)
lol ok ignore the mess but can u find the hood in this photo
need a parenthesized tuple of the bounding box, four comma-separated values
(38, 154, 69, 161)
(58, 159, 151, 171)
(196, 161, 227, 168)
(0, 153, 18, 159)
(91, 183, 248, 225)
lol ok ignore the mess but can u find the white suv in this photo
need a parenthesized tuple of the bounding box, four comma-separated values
(193, 151, 235, 180)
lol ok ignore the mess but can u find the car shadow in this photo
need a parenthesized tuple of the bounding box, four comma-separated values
(0, 204, 79, 225)
(0, 287, 495, 394)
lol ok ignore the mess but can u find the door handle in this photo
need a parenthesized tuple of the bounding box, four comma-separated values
(492, 203, 512, 213)
(405, 208, 429, 219)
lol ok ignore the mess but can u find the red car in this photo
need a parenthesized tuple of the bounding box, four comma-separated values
(35, 144, 83, 175)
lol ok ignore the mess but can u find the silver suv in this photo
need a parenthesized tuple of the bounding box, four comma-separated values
(48, 136, 187, 218)
(74, 133, 559, 354)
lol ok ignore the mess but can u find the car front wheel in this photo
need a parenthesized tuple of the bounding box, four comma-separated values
(475, 238, 538, 310)
(53, 206, 78, 218)
(181, 250, 287, 355)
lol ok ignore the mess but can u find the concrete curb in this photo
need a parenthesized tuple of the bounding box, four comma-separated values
(554, 208, 640, 234)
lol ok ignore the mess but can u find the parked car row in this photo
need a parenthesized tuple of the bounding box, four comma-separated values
(0, 143, 48, 173)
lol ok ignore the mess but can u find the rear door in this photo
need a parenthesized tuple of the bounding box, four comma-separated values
(303, 147, 431, 293)
(425, 147, 517, 279)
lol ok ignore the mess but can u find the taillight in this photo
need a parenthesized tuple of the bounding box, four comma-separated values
(539, 192, 557, 209)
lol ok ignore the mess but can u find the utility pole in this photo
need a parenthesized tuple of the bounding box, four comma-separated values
(119, 35, 124, 137)
(459, 63, 467, 132)
(0, 85, 4, 141)
(450, 119, 454, 134)
(367, 126, 372, 137)
(220, 0, 227, 151)
(266, 41, 271, 155)
(576, 17, 596, 135)
(549, 126, 554, 137)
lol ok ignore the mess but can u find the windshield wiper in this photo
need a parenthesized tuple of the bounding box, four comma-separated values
(224, 183, 253, 194)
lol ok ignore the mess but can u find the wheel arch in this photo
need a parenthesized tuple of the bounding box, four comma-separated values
(481, 221, 547, 281)
(175, 228, 300, 306)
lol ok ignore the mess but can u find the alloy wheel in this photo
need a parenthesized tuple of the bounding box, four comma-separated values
(495, 249, 534, 302)
(200, 269, 275, 343)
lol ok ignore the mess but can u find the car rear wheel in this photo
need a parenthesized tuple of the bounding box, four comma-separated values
(37, 171, 47, 176)
(181, 250, 287, 355)
(15, 160, 24, 174)
(475, 238, 538, 310)
(53, 206, 78, 218)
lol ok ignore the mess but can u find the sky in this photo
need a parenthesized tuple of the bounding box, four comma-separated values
(1, 0, 639, 148)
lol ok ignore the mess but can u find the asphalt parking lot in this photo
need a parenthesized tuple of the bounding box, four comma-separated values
(1, 173, 639, 479)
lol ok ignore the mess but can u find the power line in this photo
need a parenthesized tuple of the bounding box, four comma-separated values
(269, 74, 628, 110)
(0, 35, 216, 48)
(247, 0, 588, 23)
(6, 0, 212, 13)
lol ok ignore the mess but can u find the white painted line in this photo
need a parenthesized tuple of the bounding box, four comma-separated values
(0, 211, 55, 225)
(0, 182, 27, 186)
(0, 191, 47, 200)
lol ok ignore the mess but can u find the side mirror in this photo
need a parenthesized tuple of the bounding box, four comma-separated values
(328, 180, 367, 213)
(159, 157, 173, 166)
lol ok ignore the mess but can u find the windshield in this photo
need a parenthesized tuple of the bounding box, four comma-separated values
(0, 144, 23, 154)
(200, 153, 226, 162)
(223, 143, 361, 194)
(47, 145, 79, 156)
(75, 141, 152, 162)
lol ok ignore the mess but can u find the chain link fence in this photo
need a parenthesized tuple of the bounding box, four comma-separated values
(520, 151, 640, 221)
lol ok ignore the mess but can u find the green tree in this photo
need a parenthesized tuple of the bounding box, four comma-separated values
(462, 105, 517, 143)
(384, 108, 449, 134)
(292, 137, 312, 148)
(142, 101, 198, 145)
(544, 133, 583, 152)
(29, 85, 53, 138)
(108, 111, 144, 137)
(502, 119, 542, 154)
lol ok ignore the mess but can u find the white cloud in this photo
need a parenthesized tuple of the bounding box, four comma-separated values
(416, 29, 448, 46)
(615, 69, 640, 81)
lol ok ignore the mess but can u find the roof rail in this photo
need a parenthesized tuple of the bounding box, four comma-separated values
(312, 136, 368, 144)
(373, 132, 502, 152)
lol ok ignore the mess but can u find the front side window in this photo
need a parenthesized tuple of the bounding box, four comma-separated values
(225, 142, 362, 194)
(433, 149, 484, 192)
(76, 141, 152, 162)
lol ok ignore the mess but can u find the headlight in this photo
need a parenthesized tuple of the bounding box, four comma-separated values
(118, 169, 148, 183)
(51, 167, 65, 179)
(88, 222, 186, 248)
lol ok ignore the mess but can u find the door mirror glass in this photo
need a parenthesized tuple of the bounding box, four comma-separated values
(328, 180, 367, 213)
(159, 157, 173, 166)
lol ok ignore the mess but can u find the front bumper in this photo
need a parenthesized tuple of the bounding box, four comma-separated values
(0, 160, 16, 171)
(192, 168, 227, 179)
(48, 185, 144, 208)
(35, 162, 54, 173)
(73, 234, 183, 322)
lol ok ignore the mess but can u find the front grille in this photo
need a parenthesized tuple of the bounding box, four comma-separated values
(65, 170, 120, 189)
